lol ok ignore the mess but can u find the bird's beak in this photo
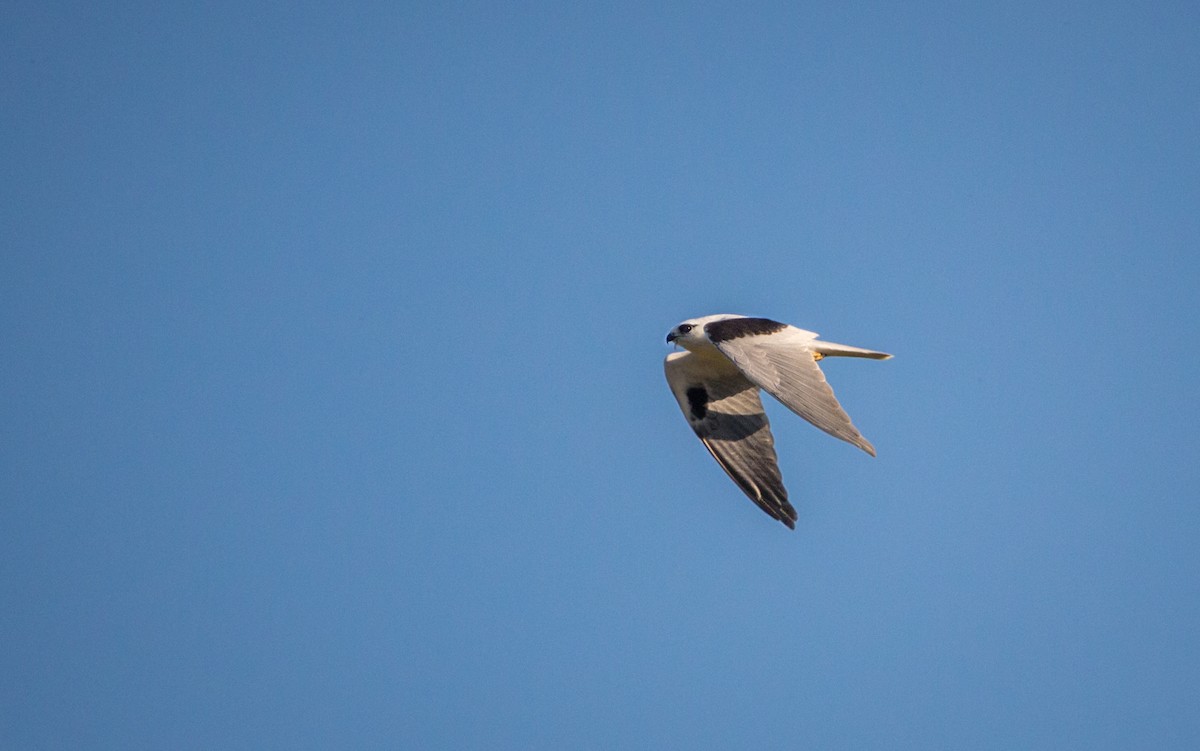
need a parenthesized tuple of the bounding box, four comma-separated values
(666, 332, 677, 343)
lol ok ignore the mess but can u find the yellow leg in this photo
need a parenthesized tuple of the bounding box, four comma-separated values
(812, 352, 824, 361)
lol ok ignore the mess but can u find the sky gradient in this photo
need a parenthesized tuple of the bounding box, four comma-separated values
(3, 2, 1199, 748)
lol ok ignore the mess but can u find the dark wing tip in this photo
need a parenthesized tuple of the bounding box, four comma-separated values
(780, 502, 798, 529)
(749, 490, 797, 530)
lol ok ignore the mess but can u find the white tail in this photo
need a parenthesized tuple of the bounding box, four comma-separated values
(813, 340, 893, 360)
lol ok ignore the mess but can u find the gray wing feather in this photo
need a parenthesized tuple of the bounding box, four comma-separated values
(712, 327, 877, 456)
(665, 352, 797, 528)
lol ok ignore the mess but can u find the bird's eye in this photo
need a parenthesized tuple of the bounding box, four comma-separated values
(678, 324, 694, 334)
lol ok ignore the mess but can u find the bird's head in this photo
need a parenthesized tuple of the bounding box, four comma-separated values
(666, 314, 744, 351)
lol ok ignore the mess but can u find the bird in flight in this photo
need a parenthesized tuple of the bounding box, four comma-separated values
(664, 314, 891, 529)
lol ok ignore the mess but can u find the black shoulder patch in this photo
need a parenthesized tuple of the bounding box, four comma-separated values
(685, 386, 708, 420)
(705, 317, 787, 343)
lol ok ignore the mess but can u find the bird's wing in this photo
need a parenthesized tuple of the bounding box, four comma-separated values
(664, 350, 797, 528)
(704, 318, 877, 456)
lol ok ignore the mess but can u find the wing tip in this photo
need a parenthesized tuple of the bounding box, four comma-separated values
(774, 500, 798, 530)
(849, 434, 878, 457)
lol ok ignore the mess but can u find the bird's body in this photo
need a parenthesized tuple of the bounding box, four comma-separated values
(664, 314, 891, 529)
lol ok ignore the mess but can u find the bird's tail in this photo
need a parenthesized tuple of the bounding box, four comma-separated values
(813, 340, 893, 359)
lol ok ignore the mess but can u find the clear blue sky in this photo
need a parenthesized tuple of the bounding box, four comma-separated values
(3, 2, 1199, 748)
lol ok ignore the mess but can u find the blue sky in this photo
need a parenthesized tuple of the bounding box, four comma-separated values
(3, 2, 1199, 748)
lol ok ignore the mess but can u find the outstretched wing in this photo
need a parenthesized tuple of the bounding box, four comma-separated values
(664, 350, 797, 529)
(704, 317, 878, 456)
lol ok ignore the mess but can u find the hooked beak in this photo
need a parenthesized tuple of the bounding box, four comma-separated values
(666, 332, 678, 343)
